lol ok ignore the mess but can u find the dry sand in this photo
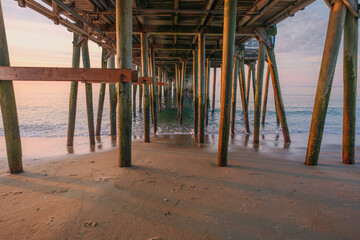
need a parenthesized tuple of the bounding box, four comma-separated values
(0, 134, 359, 240)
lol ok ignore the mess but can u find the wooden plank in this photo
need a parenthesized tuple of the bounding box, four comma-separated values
(0, 66, 136, 83)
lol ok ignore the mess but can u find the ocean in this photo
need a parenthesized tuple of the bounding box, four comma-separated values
(0, 80, 359, 161)
(1, 81, 359, 137)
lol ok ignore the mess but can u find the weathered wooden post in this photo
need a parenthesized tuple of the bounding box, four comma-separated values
(158, 66, 162, 111)
(132, 67, 138, 117)
(179, 60, 186, 124)
(175, 63, 180, 115)
(261, 66, 270, 125)
(252, 65, 256, 102)
(198, 33, 206, 143)
(218, 0, 237, 166)
(230, 55, 239, 135)
(150, 48, 158, 133)
(138, 84, 143, 113)
(253, 41, 266, 144)
(149, 50, 154, 125)
(193, 49, 199, 134)
(239, 50, 250, 133)
(81, 39, 95, 146)
(116, 0, 132, 167)
(266, 46, 291, 143)
(246, 65, 251, 108)
(205, 58, 211, 126)
(141, 33, 150, 142)
(132, 86, 137, 117)
(305, 0, 347, 165)
(95, 48, 107, 138)
(343, 1, 358, 164)
(108, 55, 117, 138)
(212, 67, 216, 113)
(0, 1, 23, 173)
(67, 30, 81, 147)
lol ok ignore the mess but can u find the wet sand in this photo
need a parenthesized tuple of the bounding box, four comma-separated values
(0, 134, 359, 239)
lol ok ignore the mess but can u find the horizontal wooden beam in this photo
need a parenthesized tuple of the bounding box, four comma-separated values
(99, 24, 255, 36)
(0, 66, 137, 83)
(63, 8, 259, 16)
(133, 43, 220, 51)
(255, 28, 273, 49)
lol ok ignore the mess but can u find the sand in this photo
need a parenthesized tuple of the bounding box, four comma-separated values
(0, 134, 359, 240)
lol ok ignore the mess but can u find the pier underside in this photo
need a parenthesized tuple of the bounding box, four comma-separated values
(0, 0, 358, 172)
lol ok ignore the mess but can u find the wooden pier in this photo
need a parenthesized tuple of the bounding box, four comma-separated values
(0, 0, 358, 172)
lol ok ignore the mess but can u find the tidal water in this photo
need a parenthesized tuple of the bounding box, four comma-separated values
(0, 81, 359, 138)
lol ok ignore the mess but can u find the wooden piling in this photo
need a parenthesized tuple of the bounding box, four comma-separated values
(230, 56, 239, 135)
(175, 63, 180, 116)
(193, 49, 199, 135)
(149, 51, 154, 125)
(116, 0, 132, 167)
(141, 33, 150, 142)
(179, 60, 186, 124)
(132, 67, 138, 117)
(95, 48, 107, 137)
(252, 65, 256, 102)
(81, 39, 95, 146)
(0, 1, 23, 173)
(132, 84, 137, 117)
(66, 30, 81, 147)
(218, 0, 237, 166)
(253, 41, 266, 144)
(266, 46, 291, 143)
(342, 2, 358, 164)
(305, 0, 346, 165)
(158, 66, 162, 111)
(261, 66, 270, 126)
(212, 67, 216, 113)
(108, 55, 117, 137)
(198, 33, 206, 143)
(205, 58, 211, 126)
(246, 65, 251, 108)
(239, 51, 250, 133)
(138, 85, 143, 113)
(150, 48, 158, 133)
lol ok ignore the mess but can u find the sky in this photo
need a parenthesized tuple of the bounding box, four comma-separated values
(1, 0, 360, 87)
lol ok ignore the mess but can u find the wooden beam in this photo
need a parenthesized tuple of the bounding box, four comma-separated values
(343, 0, 359, 17)
(255, 28, 273, 49)
(99, 24, 255, 36)
(0, 66, 137, 83)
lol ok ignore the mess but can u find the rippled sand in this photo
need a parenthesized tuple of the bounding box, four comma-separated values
(0, 134, 359, 239)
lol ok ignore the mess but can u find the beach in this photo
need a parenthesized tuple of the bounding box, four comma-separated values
(0, 134, 359, 240)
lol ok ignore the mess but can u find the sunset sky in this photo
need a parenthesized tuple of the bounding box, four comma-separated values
(2, 0, 360, 87)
